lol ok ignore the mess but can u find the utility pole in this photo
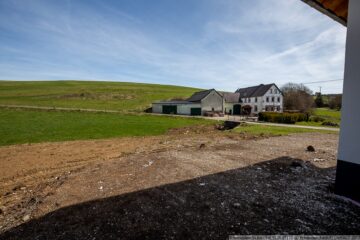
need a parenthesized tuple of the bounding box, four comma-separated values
(319, 86, 322, 94)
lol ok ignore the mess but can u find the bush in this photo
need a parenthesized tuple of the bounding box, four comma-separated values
(258, 112, 307, 124)
(328, 95, 342, 110)
(310, 116, 325, 122)
(321, 121, 339, 127)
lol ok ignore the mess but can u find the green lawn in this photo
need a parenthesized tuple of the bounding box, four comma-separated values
(295, 108, 341, 128)
(0, 108, 212, 146)
(0, 81, 200, 112)
(313, 108, 341, 122)
(233, 124, 336, 136)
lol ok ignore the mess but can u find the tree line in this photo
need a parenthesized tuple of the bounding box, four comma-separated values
(281, 82, 342, 112)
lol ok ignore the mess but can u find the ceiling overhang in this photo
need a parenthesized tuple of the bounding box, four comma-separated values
(302, 0, 348, 26)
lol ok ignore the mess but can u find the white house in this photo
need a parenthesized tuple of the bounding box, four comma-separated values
(152, 84, 283, 116)
(235, 83, 283, 115)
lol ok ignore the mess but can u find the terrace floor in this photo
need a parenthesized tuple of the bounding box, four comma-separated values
(0, 128, 359, 239)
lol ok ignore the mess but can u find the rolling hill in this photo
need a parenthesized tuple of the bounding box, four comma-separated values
(0, 81, 201, 112)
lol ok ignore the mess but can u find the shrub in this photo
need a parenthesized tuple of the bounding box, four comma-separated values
(328, 95, 342, 110)
(321, 121, 339, 127)
(258, 112, 307, 124)
(310, 116, 325, 122)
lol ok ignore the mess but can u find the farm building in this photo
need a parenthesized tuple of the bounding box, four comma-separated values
(152, 83, 283, 116)
(221, 92, 241, 115)
(152, 89, 223, 116)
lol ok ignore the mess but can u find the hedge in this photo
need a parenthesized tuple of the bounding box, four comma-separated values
(258, 112, 308, 124)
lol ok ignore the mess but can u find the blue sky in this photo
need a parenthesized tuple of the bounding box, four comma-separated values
(0, 0, 346, 93)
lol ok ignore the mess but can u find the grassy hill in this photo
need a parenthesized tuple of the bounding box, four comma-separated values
(0, 80, 211, 146)
(0, 81, 200, 112)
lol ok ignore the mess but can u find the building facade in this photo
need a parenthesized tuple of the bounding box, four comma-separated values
(236, 84, 283, 115)
(152, 84, 283, 116)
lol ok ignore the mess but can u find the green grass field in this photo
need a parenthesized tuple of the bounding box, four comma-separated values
(0, 81, 339, 146)
(313, 108, 341, 122)
(233, 124, 336, 136)
(0, 108, 212, 146)
(295, 107, 341, 128)
(0, 81, 200, 112)
(0, 81, 208, 146)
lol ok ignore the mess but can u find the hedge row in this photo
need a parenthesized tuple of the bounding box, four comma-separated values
(258, 112, 308, 124)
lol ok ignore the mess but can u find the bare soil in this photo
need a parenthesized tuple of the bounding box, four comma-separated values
(0, 127, 359, 239)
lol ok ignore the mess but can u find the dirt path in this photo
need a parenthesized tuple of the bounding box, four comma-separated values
(1, 129, 359, 238)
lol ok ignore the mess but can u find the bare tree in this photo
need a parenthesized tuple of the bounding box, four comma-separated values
(328, 95, 342, 110)
(281, 83, 314, 112)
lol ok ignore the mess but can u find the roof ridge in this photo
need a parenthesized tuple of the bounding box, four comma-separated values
(236, 83, 276, 98)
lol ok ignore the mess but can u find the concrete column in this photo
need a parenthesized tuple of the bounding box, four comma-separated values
(335, 0, 360, 202)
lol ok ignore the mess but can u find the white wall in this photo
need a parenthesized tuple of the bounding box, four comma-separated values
(152, 103, 201, 115)
(261, 85, 283, 112)
(152, 103, 162, 113)
(201, 90, 223, 113)
(177, 103, 201, 115)
(224, 103, 234, 114)
(338, 0, 360, 165)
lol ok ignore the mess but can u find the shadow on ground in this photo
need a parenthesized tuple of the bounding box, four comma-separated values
(1, 157, 360, 239)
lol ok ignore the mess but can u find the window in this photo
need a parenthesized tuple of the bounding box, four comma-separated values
(255, 97, 257, 103)
(266, 97, 269, 102)
(274, 89, 277, 94)
(270, 89, 272, 94)
(248, 98, 251, 103)
(272, 97, 274, 102)
(254, 105, 258, 112)
(211, 107, 214, 111)
(278, 97, 280, 102)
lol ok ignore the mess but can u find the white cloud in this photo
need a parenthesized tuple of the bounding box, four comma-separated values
(0, 0, 347, 93)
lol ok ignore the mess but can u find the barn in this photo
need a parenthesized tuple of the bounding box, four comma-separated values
(152, 89, 223, 116)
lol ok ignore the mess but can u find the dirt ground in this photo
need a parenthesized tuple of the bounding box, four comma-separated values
(0, 126, 360, 239)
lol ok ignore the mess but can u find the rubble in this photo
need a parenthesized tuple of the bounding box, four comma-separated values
(313, 158, 325, 162)
(307, 145, 315, 152)
(22, 215, 30, 222)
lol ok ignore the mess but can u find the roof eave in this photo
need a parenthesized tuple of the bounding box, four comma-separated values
(301, 0, 347, 26)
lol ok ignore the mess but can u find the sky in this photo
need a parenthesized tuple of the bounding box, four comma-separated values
(0, 0, 347, 93)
